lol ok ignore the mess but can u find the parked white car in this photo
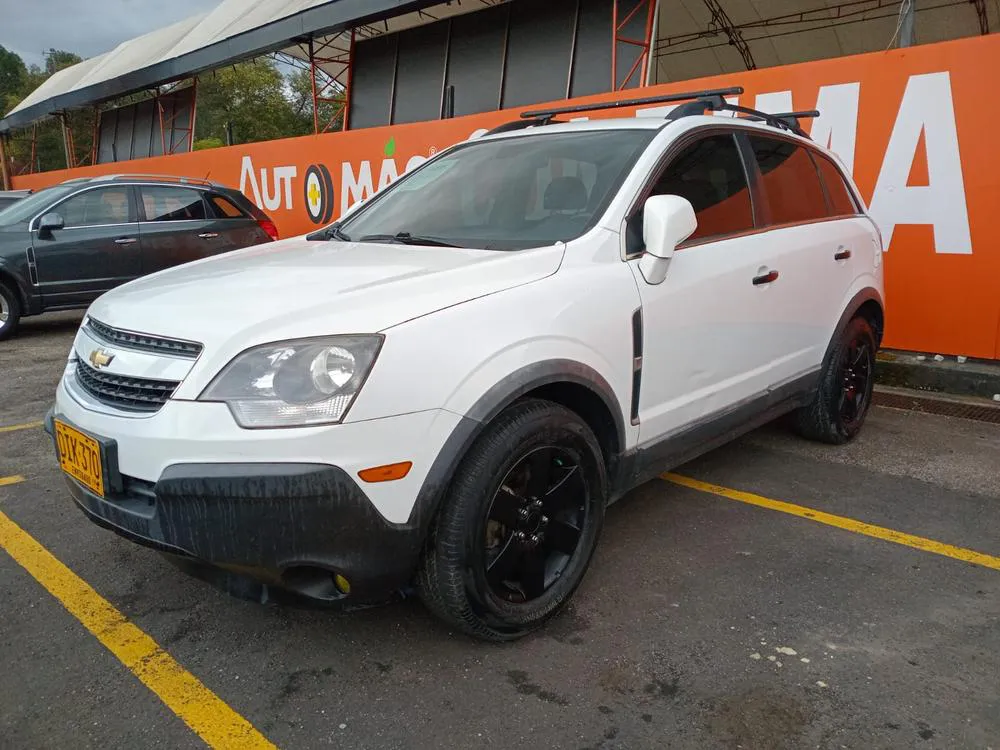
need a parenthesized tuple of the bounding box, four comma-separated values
(48, 89, 884, 640)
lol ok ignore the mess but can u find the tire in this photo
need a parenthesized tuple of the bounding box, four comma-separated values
(795, 316, 877, 444)
(418, 398, 607, 641)
(0, 282, 21, 341)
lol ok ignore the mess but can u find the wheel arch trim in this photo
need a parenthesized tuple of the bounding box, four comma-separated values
(408, 359, 627, 531)
(823, 287, 885, 374)
(0, 260, 31, 313)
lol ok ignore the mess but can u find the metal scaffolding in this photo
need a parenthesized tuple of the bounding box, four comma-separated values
(654, 0, 982, 59)
(701, 0, 757, 69)
(613, 0, 658, 90)
(309, 32, 353, 133)
(156, 80, 199, 155)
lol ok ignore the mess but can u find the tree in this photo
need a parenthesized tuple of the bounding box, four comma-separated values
(0, 46, 27, 115)
(4, 50, 326, 177)
(1, 48, 78, 173)
(193, 137, 225, 151)
(195, 60, 313, 145)
(44, 49, 82, 75)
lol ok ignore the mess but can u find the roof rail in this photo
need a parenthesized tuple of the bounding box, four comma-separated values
(667, 98, 819, 138)
(483, 119, 565, 136)
(90, 173, 221, 187)
(519, 87, 744, 123)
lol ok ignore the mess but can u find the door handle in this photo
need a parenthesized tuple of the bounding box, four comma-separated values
(834, 247, 852, 261)
(114, 237, 137, 245)
(198, 232, 219, 239)
(752, 269, 779, 286)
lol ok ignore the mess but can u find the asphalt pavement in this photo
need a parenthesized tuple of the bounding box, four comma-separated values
(1, 312, 998, 750)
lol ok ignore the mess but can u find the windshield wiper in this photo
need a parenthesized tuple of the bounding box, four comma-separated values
(358, 232, 463, 248)
(306, 222, 351, 242)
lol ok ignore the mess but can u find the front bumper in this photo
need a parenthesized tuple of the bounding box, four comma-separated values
(47, 377, 467, 603)
(52, 374, 463, 525)
(50, 427, 424, 603)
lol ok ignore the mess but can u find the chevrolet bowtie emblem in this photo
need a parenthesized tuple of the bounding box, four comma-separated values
(88, 348, 115, 369)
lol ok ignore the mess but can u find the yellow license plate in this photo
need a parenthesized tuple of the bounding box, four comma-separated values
(54, 420, 105, 497)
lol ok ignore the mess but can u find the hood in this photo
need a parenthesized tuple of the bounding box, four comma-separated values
(88, 235, 564, 351)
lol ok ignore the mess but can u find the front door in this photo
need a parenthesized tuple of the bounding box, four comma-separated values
(627, 131, 799, 446)
(32, 185, 141, 308)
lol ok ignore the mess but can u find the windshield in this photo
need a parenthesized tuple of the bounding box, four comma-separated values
(340, 129, 656, 251)
(0, 184, 79, 226)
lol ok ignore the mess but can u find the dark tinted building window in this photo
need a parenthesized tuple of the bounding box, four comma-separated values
(814, 154, 859, 217)
(750, 136, 827, 225)
(651, 134, 754, 242)
(140, 186, 206, 222)
(58, 188, 132, 227)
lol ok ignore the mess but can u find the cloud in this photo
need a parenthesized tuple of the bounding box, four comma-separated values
(0, 0, 214, 67)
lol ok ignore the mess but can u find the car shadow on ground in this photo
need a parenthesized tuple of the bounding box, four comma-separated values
(11, 311, 85, 340)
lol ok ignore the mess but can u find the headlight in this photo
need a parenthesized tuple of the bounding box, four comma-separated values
(199, 335, 383, 428)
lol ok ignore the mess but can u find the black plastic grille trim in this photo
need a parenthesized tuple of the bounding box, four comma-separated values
(86, 317, 203, 359)
(74, 360, 179, 412)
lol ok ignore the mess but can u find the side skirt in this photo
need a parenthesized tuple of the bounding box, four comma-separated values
(610, 369, 820, 500)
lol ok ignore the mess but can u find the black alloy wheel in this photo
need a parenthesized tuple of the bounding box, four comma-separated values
(838, 335, 873, 430)
(795, 315, 878, 444)
(482, 446, 588, 603)
(0, 282, 21, 341)
(418, 399, 607, 641)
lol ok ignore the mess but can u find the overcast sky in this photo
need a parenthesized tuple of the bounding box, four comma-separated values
(0, 0, 216, 67)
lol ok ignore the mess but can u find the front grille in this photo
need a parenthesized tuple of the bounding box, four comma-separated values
(86, 317, 203, 359)
(74, 360, 180, 412)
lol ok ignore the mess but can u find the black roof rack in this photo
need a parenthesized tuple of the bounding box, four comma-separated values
(520, 87, 744, 121)
(667, 98, 819, 138)
(482, 86, 819, 139)
(483, 87, 743, 137)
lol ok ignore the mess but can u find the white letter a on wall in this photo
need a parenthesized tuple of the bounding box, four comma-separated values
(869, 72, 972, 254)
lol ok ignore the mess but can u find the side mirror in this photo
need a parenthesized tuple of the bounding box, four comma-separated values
(38, 212, 64, 235)
(637, 195, 697, 285)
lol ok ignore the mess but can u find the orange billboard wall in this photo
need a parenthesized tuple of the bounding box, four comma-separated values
(15, 34, 1000, 359)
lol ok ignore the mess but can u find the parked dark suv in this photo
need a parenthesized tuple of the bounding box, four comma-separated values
(0, 174, 277, 340)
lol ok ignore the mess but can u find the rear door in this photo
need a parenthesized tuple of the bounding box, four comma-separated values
(136, 185, 228, 275)
(203, 192, 270, 252)
(743, 133, 863, 373)
(31, 185, 141, 307)
(811, 150, 878, 331)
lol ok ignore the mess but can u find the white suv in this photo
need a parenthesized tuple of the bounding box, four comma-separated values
(48, 89, 884, 640)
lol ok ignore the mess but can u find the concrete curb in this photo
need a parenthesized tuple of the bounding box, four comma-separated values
(875, 350, 1000, 401)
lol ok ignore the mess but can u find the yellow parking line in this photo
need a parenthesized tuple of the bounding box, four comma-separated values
(0, 420, 44, 434)
(0, 509, 276, 750)
(663, 473, 1000, 572)
(0, 475, 26, 487)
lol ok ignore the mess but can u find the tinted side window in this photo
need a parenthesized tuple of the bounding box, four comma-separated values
(56, 188, 133, 227)
(140, 186, 207, 222)
(749, 136, 827, 225)
(814, 154, 859, 217)
(207, 194, 246, 219)
(650, 134, 754, 243)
